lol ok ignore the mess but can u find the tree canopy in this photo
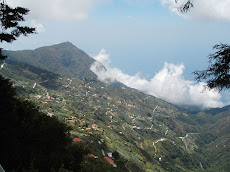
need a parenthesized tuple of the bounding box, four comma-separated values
(194, 44, 230, 91)
(0, 75, 88, 171)
(0, 1, 89, 171)
(176, 0, 230, 92)
(0, 0, 35, 60)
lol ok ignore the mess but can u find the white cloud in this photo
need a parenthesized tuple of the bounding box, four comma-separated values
(31, 20, 45, 33)
(91, 49, 223, 108)
(93, 49, 111, 67)
(7, 0, 108, 21)
(162, 0, 230, 22)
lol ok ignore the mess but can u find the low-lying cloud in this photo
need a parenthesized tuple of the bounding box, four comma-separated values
(90, 49, 223, 108)
(162, 0, 230, 23)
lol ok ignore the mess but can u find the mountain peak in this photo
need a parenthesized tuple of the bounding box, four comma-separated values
(35, 41, 80, 52)
(50, 41, 76, 48)
(6, 42, 97, 80)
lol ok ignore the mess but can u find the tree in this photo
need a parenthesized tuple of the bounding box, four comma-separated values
(173, 1, 230, 92)
(0, 75, 88, 171)
(0, 1, 89, 171)
(0, 0, 35, 60)
(194, 44, 230, 91)
(175, 0, 194, 13)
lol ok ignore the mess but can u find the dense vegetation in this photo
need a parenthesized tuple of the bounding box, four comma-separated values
(0, 75, 88, 171)
(1, 42, 230, 171)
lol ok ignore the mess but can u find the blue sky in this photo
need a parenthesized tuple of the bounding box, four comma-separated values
(3, 0, 230, 107)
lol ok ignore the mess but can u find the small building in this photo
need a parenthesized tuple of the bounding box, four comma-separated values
(92, 124, 99, 130)
(92, 124, 97, 128)
(88, 154, 98, 158)
(73, 138, 83, 142)
(88, 154, 95, 158)
(104, 157, 113, 163)
(88, 154, 98, 159)
(47, 113, 54, 117)
(107, 153, 113, 158)
(34, 95, 42, 99)
(104, 157, 117, 168)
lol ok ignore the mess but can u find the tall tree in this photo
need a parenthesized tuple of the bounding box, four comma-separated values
(0, 0, 35, 60)
(0, 75, 88, 171)
(0, 1, 88, 171)
(173, 1, 230, 91)
(194, 44, 230, 91)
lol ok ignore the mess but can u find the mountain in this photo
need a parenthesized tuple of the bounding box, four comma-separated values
(173, 104, 208, 114)
(204, 105, 230, 115)
(4, 42, 97, 80)
(1, 42, 230, 172)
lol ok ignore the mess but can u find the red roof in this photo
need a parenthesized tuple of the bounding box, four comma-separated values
(92, 124, 97, 127)
(104, 157, 113, 163)
(73, 138, 83, 142)
(88, 154, 95, 158)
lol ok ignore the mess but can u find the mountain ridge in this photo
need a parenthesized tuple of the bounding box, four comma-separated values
(4, 42, 97, 80)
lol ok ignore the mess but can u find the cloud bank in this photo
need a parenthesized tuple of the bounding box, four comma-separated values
(7, 0, 108, 21)
(162, 0, 230, 22)
(90, 49, 223, 108)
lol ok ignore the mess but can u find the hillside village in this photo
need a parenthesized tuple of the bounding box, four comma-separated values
(1, 43, 230, 171)
(0, 63, 200, 171)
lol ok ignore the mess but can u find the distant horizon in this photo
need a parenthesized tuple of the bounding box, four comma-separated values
(2, 0, 230, 107)
(2, 41, 229, 108)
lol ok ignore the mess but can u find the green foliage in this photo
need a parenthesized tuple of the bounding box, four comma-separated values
(112, 150, 120, 159)
(146, 169, 155, 172)
(81, 157, 115, 172)
(194, 43, 230, 91)
(0, 75, 88, 171)
(156, 141, 199, 171)
(4, 42, 97, 79)
(196, 132, 218, 146)
(0, 1, 35, 59)
(2, 43, 230, 171)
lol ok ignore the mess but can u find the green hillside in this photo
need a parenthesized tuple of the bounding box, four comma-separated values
(4, 42, 97, 80)
(1, 42, 230, 172)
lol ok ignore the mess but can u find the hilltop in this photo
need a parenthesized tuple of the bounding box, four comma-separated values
(4, 42, 97, 80)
